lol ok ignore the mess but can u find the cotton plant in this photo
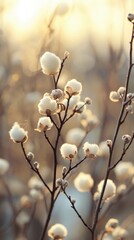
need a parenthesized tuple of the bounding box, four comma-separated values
(8, 15, 134, 240)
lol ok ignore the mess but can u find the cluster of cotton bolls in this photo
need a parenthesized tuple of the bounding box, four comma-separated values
(8, 48, 134, 240)
(102, 218, 128, 240)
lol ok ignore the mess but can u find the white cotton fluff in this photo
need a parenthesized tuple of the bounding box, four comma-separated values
(114, 161, 134, 181)
(48, 223, 68, 239)
(66, 128, 86, 146)
(83, 142, 99, 158)
(38, 95, 57, 115)
(9, 122, 28, 143)
(74, 172, 94, 192)
(35, 116, 53, 132)
(64, 79, 82, 96)
(97, 179, 116, 201)
(40, 52, 61, 75)
(60, 143, 77, 160)
(109, 91, 120, 102)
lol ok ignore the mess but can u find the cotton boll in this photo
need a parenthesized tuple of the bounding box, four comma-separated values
(28, 176, 44, 189)
(60, 143, 77, 160)
(83, 142, 99, 158)
(16, 211, 30, 227)
(75, 101, 86, 113)
(105, 218, 119, 233)
(98, 141, 109, 157)
(74, 172, 94, 192)
(62, 95, 80, 110)
(38, 95, 58, 115)
(64, 79, 82, 96)
(29, 188, 43, 201)
(35, 116, 53, 132)
(48, 223, 68, 239)
(40, 52, 61, 75)
(66, 128, 86, 146)
(97, 179, 116, 201)
(114, 161, 134, 181)
(109, 91, 120, 102)
(9, 122, 28, 143)
(0, 158, 9, 175)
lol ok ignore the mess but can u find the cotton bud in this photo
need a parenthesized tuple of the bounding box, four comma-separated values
(38, 95, 57, 115)
(117, 87, 126, 95)
(97, 179, 116, 201)
(98, 141, 109, 157)
(117, 184, 126, 195)
(66, 128, 86, 147)
(127, 93, 133, 99)
(35, 116, 53, 132)
(126, 104, 133, 113)
(64, 79, 82, 96)
(75, 101, 86, 113)
(83, 142, 99, 158)
(71, 199, 76, 204)
(112, 226, 128, 239)
(40, 52, 61, 75)
(9, 122, 28, 143)
(106, 140, 112, 148)
(48, 223, 68, 239)
(16, 211, 30, 227)
(114, 161, 134, 181)
(60, 143, 77, 160)
(105, 218, 119, 233)
(0, 158, 9, 175)
(34, 161, 40, 170)
(74, 172, 94, 192)
(55, 1, 70, 16)
(109, 91, 120, 102)
(20, 195, 32, 208)
(56, 178, 63, 187)
(51, 89, 64, 100)
(29, 188, 43, 201)
(64, 51, 69, 59)
(128, 13, 134, 22)
(27, 152, 34, 161)
(62, 166, 67, 176)
(84, 97, 92, 105)
(122, 134, 131, 143)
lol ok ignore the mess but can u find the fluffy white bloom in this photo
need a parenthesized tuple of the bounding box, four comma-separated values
(9, 122, 28, 143)
(66, 128, 86, 146)
(114, 161, 134, 181)
(97, 179, 116, 201)
(109, 91, 120, 102)
(64, 79, 82, 96)
(62, 95, 80, 109)
(83, 142, 99, 158)
(48, 223, 68, 239)
(74, 172, 94, 192)
(40, 51, 61, 75)
(60, 143, 77, 160)
(112, 226, 128, 239)
(29, 188, 43, 201)
(117, 86, 126, 95)
(28, 176, 44, 189)
(35, 116, 53, 132)
(105, 218, 119, 233)
(0, 158, 9, 175)
(38, 95, 57, 115)
(51, 89, 64, 100)
(98, 141, 109, 157)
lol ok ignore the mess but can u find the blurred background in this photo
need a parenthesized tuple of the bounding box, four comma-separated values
(0, 0, 134, 239)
